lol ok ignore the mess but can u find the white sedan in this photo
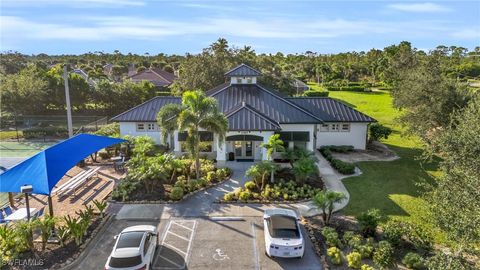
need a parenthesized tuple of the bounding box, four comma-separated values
(264, 208, 305, 258)
(105, 225, 158, 270)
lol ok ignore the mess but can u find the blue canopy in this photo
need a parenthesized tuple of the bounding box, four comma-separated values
(0, 134, 126, 195)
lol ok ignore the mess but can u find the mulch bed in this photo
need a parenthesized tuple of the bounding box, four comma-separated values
(4, 216, 105, 270)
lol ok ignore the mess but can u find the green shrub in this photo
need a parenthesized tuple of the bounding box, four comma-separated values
(244, 181, 256, 191)
(223, 192, 234, 201)
(330, 158, 355, 174)
(325, 145, 354, 153)
(355, 244, 374, 259)
(197, 178, 208, 187)
(361, 265, 374, 270)
(347, 234, 363, 249)
(206, 171, 217, 182)
(382, 220, 404, 246)
(402, 252, 426, 270)
(426, 252, 475, 270)
(327, 247, 343, 265)
(327, 85, 367, 92)
(369, 123, 393, 142)
(304, 90, 329, 97)
(111, 178, 140, 201)
(321, 227, 341, 247)
(239, 191, 251, 201)
(170, 187, 184, 201)
(403, 222, 433, 251)
(373, 241, 394, 269)
(216, 168, 230, 180)
(187, 179, 199, 192)
(346, 252, 362, 269)
(357, 208, 382, 237)
(319, 147, 355, 174)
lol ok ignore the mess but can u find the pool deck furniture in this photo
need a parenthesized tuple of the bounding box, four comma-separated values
(5, 207, 37, 221)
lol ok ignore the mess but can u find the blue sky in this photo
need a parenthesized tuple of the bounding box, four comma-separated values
(1, 0, 479, 54)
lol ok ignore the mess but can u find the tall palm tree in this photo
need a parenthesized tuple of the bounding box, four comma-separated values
(261, 134, 284, 184)
(157, 90, 228, 179)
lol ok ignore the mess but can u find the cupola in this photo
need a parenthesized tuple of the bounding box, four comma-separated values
(225, 63, 262, 84)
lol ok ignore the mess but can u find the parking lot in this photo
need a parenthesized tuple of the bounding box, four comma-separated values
(78, 217, 321, 270)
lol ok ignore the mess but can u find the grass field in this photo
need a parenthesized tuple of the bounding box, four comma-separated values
(308, 83, 445, 243)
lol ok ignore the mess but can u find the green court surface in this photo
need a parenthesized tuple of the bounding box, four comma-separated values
(0, 141, 55, 157)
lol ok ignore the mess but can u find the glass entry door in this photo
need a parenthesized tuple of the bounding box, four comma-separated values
(233, 141, 254, 159)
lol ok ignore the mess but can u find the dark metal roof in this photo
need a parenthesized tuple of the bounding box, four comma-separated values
(225, 64, 262, 77)
(110, 97, 181, 122)
(225, 103, 281, 131)
(286, 97, 376, 122)
(127, 68, 176, 87)
(211, 84, 322, 124)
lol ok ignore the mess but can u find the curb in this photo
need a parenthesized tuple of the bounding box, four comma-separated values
(56, 214, 114, 270)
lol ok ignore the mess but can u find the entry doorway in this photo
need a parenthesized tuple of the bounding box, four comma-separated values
(234, 141, 254, 159)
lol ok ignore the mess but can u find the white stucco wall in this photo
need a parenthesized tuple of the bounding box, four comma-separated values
(119, 122, 162, 144)
(316, 122, 368, 150)
(230, 76, 257, 84)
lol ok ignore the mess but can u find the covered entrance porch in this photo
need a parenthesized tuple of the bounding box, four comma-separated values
(216, 132, 273, 163)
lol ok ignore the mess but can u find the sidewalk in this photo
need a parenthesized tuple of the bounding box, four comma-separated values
(294, 152, 360, 217)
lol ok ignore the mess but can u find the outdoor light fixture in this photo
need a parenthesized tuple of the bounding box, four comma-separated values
(21, 184, 33, 220)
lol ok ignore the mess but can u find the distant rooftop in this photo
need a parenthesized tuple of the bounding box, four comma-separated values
(225, 64, 262, 77)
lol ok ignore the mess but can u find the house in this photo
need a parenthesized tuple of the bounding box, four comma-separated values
(292, 79, 309, 94)
(111, 64, 375, 163)
(126, 68, 177, 88)
(72, 68, 96, 86)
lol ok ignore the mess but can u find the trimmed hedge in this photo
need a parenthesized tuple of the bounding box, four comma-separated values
(319, 146, 355, 174)
(304, 90, 329, 97)
(327, 86, 368, 92)
(23, 126, 68, 139)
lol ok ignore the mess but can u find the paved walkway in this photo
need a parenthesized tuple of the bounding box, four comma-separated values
(117, 155, 354, 219)
(293, 152, 357, 217)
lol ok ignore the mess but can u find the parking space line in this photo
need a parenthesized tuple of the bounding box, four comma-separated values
(163, 243, 188, 255)
(171, 221, 194, 231)
(167, 231, 190, 242)
(251, 222, 260, 270)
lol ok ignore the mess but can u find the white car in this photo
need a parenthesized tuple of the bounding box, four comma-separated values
(264, 208, 305, 258)
(105, 225, 158, 270)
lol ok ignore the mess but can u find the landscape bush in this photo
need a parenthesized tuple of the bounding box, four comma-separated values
(426, 252, 475, 270)
(327, 85, 368, 92)
(244, 181, 256, 191)
(304, 90, 329, 97)
(373, 241, 394, 269)
(346, 252, 362, 269)
(322, 227, 341, 247)
(223, 193, 233, 201)
(23, 126, 68, 138)
(343, 232, 362, 249)
(402, 252, 426, 270)
(357, 208, 382, 237)
(355, 244, 374, 259)
(403, 222, 433, 252)
(239, 191, 251, 201)
(327, 247, 343, 265)
(369, 123, 393, 142)
(382, 220, 405, 246)
(197, 178, 208, 187)
(319, 146, 355, 175)
(361, 264, 374, 270)
(170, 187, 184, 200)
(206, 171, 217, 182)
(111, 177, 140, 201)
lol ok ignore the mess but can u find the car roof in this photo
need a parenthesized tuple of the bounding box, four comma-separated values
(269, 215, 297, 230)
(112, 247, 142, 258)
(121, 225, 156, 233)
(264, 208, 298, 218)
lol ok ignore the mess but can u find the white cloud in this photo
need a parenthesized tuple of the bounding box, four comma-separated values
(0, 15, 466, 44)
(389, 2, 451, 13)
(451, 29, 480, 40)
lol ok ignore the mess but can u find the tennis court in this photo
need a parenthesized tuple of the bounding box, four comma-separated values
(0, 141, 55, 157)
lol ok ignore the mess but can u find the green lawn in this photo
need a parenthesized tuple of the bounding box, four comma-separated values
(308, 83, 445, 243)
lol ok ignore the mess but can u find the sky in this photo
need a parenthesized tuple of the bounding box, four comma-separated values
(0, 0, 479, 55)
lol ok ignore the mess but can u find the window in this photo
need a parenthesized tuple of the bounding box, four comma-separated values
(341, 123, 350, 132)
(136, 123, 145, 131)
(319, 124, 329, 132)
(147, 123, 156, 131)
(247, 77, 253, 83)
(236, 78, 242, 83)
(293, 141, 307, 149)
(143, 234, 151, 255)
(330, 124, 340, 132)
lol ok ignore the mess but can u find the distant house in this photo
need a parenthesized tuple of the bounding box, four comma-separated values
(72, 69, 96, 86)
(127, 68, 177, 88)
(292, 79, 309, 94)
(112, 64, 375, 164)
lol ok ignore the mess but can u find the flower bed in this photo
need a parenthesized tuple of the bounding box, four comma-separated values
(1, 203, 111, 270)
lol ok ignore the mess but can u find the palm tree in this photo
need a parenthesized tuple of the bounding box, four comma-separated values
(157, 90, 228, 179)
(311, 190, 347, 225)
(261, 134, 285, 183)
(246, 161, 278, 191)
(292, 157, 317, 185)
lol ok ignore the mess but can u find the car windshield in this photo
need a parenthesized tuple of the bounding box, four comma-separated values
(117, 231, 144, 248)
(109, 255, 142, 268)
(268, 215, 300, 239)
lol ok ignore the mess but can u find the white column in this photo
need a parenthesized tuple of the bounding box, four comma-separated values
(216, 133, 226, 164)
(307, 128, 314, 151)
(261, 131, 274, 160)
(173, 130, 181, 152)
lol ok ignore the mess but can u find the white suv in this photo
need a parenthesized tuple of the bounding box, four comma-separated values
(105, 225, 158, 270)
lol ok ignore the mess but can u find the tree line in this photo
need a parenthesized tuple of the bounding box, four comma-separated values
(1, 38, 479, 118)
